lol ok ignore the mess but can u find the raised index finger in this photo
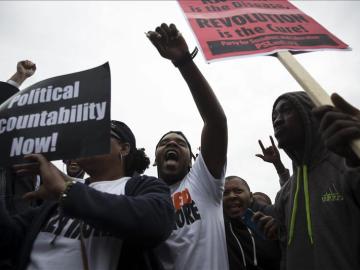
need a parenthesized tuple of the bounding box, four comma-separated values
(270, 135, 276, 149)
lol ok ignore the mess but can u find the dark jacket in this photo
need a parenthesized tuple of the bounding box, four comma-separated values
(0, 82, 37, 214)
(225, 201, 281, 270)
(0, 175, 174, 270)
(0, 81, 39, 270)
(272, 92, 360, 270)
(0, 82, 37, 215)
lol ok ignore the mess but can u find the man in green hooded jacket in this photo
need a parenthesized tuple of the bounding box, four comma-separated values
(260, 91, 360, 270)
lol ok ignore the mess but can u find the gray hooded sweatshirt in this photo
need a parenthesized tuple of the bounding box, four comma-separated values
(272, 92, 360, 270)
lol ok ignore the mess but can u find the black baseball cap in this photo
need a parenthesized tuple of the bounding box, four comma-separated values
(110, 120, 136, 152)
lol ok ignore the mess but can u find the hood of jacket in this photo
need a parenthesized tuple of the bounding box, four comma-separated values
(272, 91, 328, 169)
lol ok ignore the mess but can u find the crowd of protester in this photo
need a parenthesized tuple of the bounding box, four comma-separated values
(0, 23, 360, 270)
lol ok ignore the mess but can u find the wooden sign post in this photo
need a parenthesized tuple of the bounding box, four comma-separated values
(277, 50, 360, 158)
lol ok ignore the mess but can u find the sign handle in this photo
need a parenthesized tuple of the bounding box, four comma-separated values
(276, 50, 360, 159)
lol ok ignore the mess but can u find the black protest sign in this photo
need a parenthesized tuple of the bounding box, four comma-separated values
(0, 63, 111, 166)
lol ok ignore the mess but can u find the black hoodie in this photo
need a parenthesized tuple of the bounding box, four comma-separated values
(272, 91, 360, 270)
(225, 201, 281, 270)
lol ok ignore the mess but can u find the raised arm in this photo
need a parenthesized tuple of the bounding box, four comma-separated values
(147, 23, 227, 178)
(7, 60, 36, 88)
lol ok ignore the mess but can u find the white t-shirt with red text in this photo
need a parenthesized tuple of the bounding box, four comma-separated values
(156, 153, 229, 270)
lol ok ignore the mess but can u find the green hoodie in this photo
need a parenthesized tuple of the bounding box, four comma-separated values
(272, 92, 360, 270)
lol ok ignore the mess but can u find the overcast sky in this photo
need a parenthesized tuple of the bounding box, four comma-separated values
(1, 1, 359, 200)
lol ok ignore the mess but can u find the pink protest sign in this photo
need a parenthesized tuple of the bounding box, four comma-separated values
(178, 0, 349, 62)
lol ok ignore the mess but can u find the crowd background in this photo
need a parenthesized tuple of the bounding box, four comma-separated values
(1, 1, 359, 200)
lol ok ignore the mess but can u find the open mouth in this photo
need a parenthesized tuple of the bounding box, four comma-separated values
(227, 202, 246, 217)
(226, 198, 245, 210)
(228, 202, 241, 209)
(165, 150, 179, 161)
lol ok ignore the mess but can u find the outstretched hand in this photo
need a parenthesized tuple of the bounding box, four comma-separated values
(256, 136, 281, 165)
(13, 154, 66, 201)
(17, 60, 36, 79)
(146, 23, 189, 63)
(313, 93, 360, 162)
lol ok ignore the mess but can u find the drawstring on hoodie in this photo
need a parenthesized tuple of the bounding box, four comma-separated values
(288, 165, 313, 245)
(229, 222, 258, 267)
(288, 167, 300, 245)
(229, 222, 247, 267)
(247, 227, 258, 266)
(302, 165, 314, 244)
